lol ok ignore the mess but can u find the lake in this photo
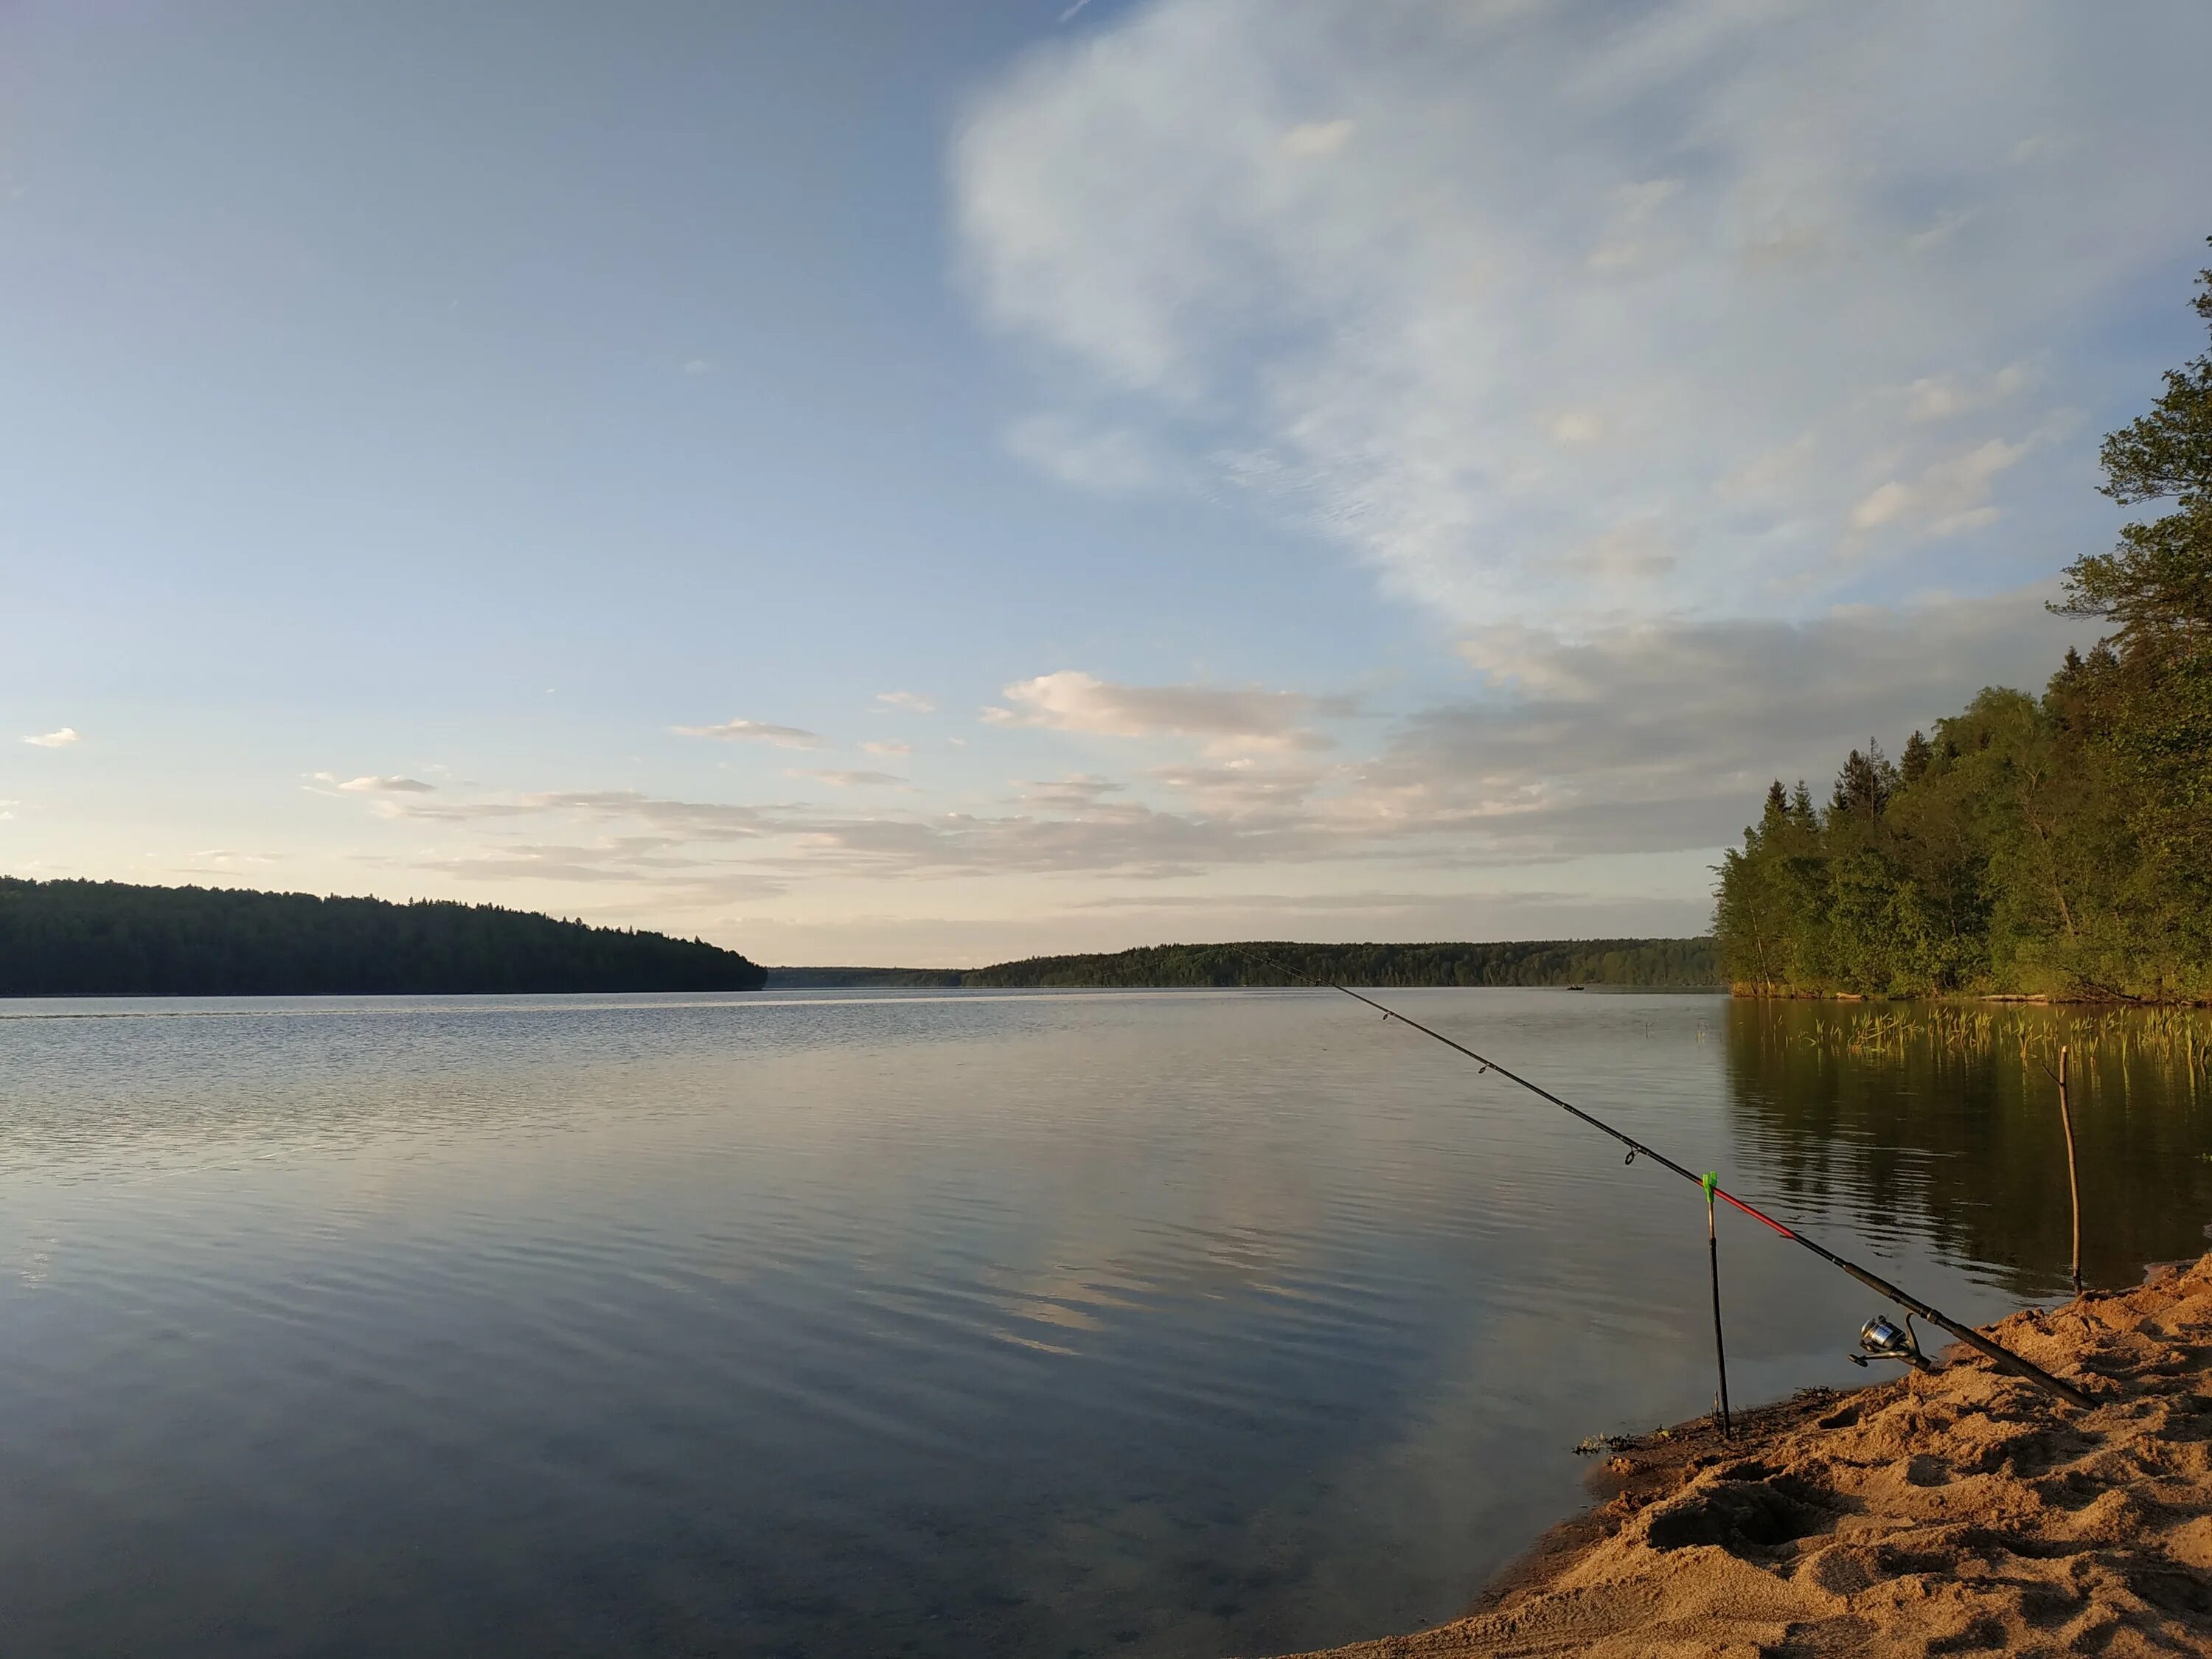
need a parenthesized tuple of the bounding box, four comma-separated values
(1, 990, 2206, 1658)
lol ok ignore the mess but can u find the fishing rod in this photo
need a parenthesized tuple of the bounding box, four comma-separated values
(1244, 952, 2094, 1411)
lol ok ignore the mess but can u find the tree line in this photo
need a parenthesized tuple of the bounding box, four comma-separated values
(762, 967, 967, 988)
(1716, 249, 2212, 1002)
(0, 879, 767, 995)
(963, 939, 1718, 989)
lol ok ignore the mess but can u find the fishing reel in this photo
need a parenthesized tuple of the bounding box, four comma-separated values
(1848, 1312, 1934, 1372)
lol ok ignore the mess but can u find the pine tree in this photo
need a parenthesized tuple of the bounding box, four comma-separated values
(1900, 729, 1933, 785)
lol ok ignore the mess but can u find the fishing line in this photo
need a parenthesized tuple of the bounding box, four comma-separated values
(1242, 951, 2093, 1410)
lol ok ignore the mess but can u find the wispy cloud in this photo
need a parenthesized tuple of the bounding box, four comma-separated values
(1900, 364, 2037, 424)
(875, 691, 936, 714)
(332, 588, 2076, 901)
(1281, 118, 1354, 159)
(787, 768, 907, 789)
(313, 773, 437, 794)
(953, 1, 2212, 626)
(672, 718, 825, 749)
(22, 728, 80, 748)
(171, 849, 282, 877)
(1014, 774, 1123, 810)
(981, 669, 1352, 754)
(407, 835, 788, 902)
(1003, 413, 1175, 495)
(1848, 438, 2030, 538)
(860, 740, 914, 757)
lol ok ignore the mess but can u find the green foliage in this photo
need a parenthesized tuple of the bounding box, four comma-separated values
(1715, 671, 2211, 1001)
(964, 939, 1717, 989)
(0, 879, 767, 995)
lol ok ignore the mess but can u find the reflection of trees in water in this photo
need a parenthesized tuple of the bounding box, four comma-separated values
(1724, 1001, 2212, 1296)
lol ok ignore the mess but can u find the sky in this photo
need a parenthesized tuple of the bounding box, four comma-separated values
(4, 0, 2210, 967)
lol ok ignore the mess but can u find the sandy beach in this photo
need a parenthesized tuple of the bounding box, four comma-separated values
(1279, 1255, 2212, 1658)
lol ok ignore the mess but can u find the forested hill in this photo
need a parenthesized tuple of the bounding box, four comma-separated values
(963, 939, 1718, 989)
(0, 879, 767, 995)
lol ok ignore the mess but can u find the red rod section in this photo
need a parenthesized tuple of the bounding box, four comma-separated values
(1718, 1190, 1797, 1239)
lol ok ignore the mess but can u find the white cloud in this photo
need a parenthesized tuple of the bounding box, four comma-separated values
(1281, 118, 1354, 159)
(953, 1, 2212, 627)
(1848, 437, 2029, 537)
(22, 728, 80, 748)
(787, 768, 907, 789)
(981, 669, 1352, 754)
(875, 691, 936, 714)
(860, 740, 913, 757)
(672, 718, 824, 748)
(1004, 412, 1175, 494)
(1901, 364, 2036, 424)
(335, 774, 436, 794)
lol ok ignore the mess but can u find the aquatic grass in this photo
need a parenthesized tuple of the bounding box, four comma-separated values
(1729, 1001, 2212, 1296)
(1777, 1005, 2211, 1097)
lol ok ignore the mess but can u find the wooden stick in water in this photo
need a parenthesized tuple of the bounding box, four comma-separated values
(2057, 1045, 2083, 1298)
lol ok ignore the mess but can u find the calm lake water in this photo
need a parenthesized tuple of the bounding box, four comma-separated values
(1, 989, 2207, 1658)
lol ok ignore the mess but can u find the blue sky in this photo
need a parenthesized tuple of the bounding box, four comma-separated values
(4, 1, 2210, 965)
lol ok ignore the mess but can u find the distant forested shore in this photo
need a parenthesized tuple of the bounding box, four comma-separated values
(762, 966, 969, 988)
(768, 939, 1718, 990)
(0, 879, 767, 995)
(0, 886, 1708, 994)
(1715, 251, 2211, 1004)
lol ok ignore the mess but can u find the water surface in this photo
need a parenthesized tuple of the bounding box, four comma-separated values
(1, 990, 2205, 1657)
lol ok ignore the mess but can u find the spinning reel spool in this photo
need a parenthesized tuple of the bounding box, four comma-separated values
(1849, 1312, 1934, 1372)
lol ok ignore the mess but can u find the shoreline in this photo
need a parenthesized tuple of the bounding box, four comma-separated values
(1273, 1256, 2212, 1657)
(1730, 987, 2212, 1007)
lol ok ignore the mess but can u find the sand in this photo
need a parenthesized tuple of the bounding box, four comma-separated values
(1276, 1256, 2212, 1658)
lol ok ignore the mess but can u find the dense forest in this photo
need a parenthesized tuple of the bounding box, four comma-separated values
(0, 880, 767, 995)
(763, 967, 968, 988)
(1716, 251, 2212, 1003)
(963, 939, 1717, 989)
